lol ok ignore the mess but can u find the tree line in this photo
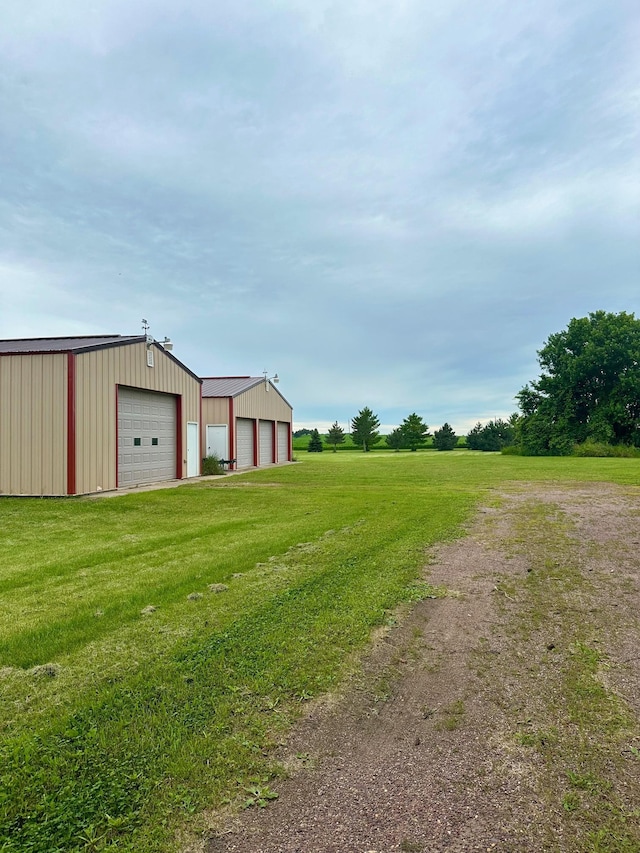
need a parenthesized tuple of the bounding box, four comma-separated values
(304, 413, 508, 453)
(301, 311, 640, 457)
(305, 412, 460, 453)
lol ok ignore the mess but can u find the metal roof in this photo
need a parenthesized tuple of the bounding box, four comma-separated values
(0, 335, 202, 382)
(0, 335, 143, 354)
(201, 376, 263, 397)
(201, 375, 292, 409)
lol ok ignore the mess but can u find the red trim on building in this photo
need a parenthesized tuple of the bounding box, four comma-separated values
(115, 385, 119, 489)
(66, 352, 76, 495)
(228, 397, 235, 469)
(199, 384, 203, 475)
(253, 419, 258, 467)
(176, 395, 183, 479)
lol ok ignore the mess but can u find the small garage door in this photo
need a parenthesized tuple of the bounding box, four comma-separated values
(118, 387, 177, 486)
(259, 420, 274, 465)
(277, 422, 290, 462)
(236, 418, 254, 468)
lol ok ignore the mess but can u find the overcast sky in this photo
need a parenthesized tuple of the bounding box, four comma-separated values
(1, 1, 638, 433)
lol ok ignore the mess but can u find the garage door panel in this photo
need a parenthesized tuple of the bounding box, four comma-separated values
(118, 387, 177, 487)
(236, 418, 254, 468)
(259, 420, 274, 465)
(277, 422, 289, 462)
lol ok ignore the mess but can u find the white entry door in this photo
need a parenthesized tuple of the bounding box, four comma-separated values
(186, 422, 199, 477)
(206, 424, 228, 460)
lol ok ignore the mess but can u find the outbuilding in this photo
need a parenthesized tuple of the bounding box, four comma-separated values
(201, 376, 293, 469)
(0, 335, 202, 496)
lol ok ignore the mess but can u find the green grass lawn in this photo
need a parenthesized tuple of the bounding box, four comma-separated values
(1, 452, 639, 852)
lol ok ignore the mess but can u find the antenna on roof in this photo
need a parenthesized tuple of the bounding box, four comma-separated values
(263, 370, 279, 391)
(141, 318, 150, 335)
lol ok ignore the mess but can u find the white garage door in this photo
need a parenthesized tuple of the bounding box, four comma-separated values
(118, 387, 177, 487)
(259, 420, 274, 465)
(277, 422, 290, 462)
(235, 418, 254, 468)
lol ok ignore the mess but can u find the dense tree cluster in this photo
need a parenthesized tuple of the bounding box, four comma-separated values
(384, 413, 430, 451)
(466, 419, 516, 452)
(517, 311, 640, 455)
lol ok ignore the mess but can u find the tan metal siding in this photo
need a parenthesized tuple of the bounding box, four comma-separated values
(0, 353, 67, 495)
(201, 397, 231, 459)
(233, 383, 292, 421)
(74, 342, 200, 494)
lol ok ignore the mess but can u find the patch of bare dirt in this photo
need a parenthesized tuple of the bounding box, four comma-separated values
(199, 483, 640, 853)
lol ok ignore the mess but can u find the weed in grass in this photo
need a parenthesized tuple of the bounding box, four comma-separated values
(400, 840, 425, 852)
(438, 699, 465, 731)
(563, 791, 581, 812)
(242, 785, 279, 809)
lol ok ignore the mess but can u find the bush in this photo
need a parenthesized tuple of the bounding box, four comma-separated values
(202, 455, 224, 475)
(501, 444, 522, 456)
(571, 441, 640, 458)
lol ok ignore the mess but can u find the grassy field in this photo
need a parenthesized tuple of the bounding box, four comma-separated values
(1, 452, 639, 852)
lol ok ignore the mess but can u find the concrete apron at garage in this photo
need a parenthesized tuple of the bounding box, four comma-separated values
(84, 462, 295, 498)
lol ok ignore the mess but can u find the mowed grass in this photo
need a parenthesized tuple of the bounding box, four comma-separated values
(1, 452, 639, 852)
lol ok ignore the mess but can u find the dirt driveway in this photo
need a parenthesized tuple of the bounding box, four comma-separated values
(202, 483, 640, 853)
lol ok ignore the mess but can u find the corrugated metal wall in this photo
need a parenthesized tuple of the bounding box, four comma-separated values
(0, 353, 68, 495)
(201, 397, 229, 428)
(201, 387, 292, 467)
(234, 383, 292, 420)
(74, 342, 200, 494)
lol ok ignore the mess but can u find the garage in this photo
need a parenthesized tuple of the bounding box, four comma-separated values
(118, 386, 177, 486)
(0, 335, 201, 496)
(235, 417, 255, 468)
(277, 422, 290, 462)
(259, 420, 274, 465)
(200, 375, 293, 471)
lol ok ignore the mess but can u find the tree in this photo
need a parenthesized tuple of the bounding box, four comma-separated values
(326, 421, 345, 452)
(433, 423, 457, 450)
(293, 428, 313, 438)
(307, 429, 323, 452)
(517, 311, 640, 455)
(466, 419, 515, 451)
(351, 407, 380, 452)
(399, 413, 430, 451)
(385, 428, 405, 451)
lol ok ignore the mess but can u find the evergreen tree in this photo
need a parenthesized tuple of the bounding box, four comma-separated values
(433, 423, 458, 450)
(466, 419, 515, 451)
(351, 407, 380, 452)
(385, 428, 405, 451)
(399, 413, 430, 451)
(326, 421, 345, 452)
(307, 429, 323, 452)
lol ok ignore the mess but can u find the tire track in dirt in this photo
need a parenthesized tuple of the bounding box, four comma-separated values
(196, 483, 640, 853)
